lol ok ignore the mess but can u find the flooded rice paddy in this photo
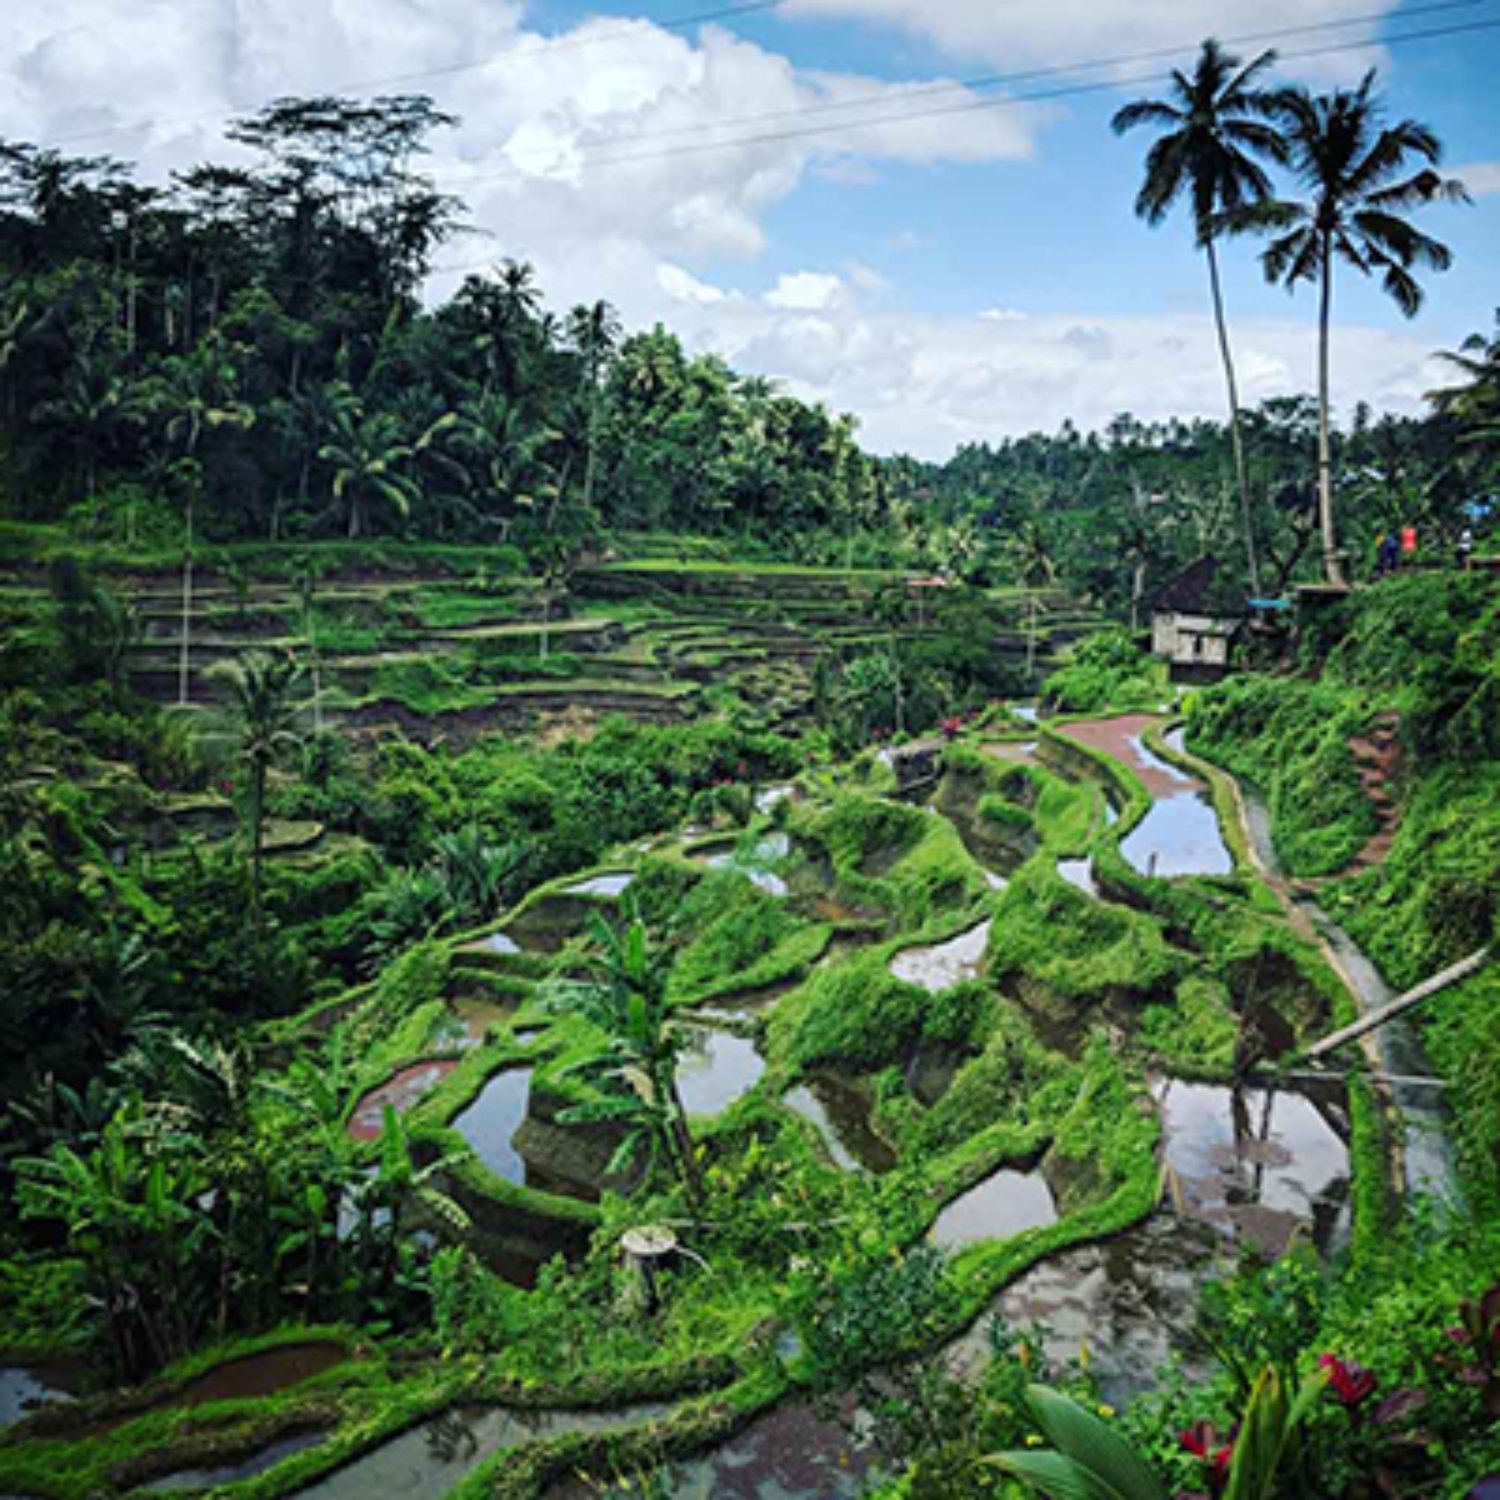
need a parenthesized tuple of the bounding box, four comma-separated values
(294, 1401, 667, 1500)
(450, 1068, 534, 1184)
(928, 1166, 1058, 1249)
(783, 1074, 897, 1172)
(676, 1027, 765, 1116)
(1060, 716, 1232, 877)
(347, 1061, 458, 1141)
(888, 920, 991, 993)
(149, 1430, 330, 1491)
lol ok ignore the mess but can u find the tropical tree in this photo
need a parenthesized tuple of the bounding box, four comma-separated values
(204, 649, 304, 918)
(1005, 518, 1057, 683)
(1428, 311, 1500, 445)
(1113, 39, 1287, 596)
(149, 341, 254, 704)
(318, 388, 452, 538)
(566, 298, 622, 511)
(1224, 71, 1466, 585)
(545, 911, 704, 1214)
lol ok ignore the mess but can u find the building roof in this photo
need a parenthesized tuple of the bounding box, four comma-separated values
(1151, 554, 1245, 616)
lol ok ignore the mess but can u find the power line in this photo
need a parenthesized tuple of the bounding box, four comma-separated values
(429, 12, 1500, 213)
(457, 0, 1483, 164)
(42, 0, 787, 150)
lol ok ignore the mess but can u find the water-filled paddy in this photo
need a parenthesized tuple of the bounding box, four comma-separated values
(928, 1166, 1058, 1249)
(888, 919, 991, 993)
(294, 1401, 667, 1500)
(450, 1068, 533, 1184)
(347, 1061, 458, 1141)
(1060, 716, 1232, 876)
(784, 1074, 897, 1172)
(149, 1430, 330, 1491)
(675, 1027, 765, 1116)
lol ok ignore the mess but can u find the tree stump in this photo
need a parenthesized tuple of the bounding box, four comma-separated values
(620, 1224, 678, 1316)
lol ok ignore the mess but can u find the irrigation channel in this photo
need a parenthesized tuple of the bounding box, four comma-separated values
(4, 715, 1455, 1498)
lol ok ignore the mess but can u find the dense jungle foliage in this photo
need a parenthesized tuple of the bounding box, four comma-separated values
(3, 101, 1497, 618)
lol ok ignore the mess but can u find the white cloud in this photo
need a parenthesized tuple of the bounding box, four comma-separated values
(636, 286, 1447, 458)
(658, 262, 730, 305)
(780, 0, 1395, 82)
(979, 307, 1027, 322)
(1453, 161, 1500, 197)
(765, 270, 845, 310)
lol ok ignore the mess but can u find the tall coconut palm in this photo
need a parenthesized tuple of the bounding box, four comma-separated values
(566, 298, 622, 511)
(1224, 72, 1467, 586)
(205, 650, 303, 919)
(1113, 39, 1287, 597)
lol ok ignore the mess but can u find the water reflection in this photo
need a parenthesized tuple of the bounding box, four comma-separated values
(784, 1075, 896, 1172)
(451, 1069, 533, 1184)
(675, 1028, 766, 1116)
(889, 920, 991, 994)
(929, 1168, 1057, 1249)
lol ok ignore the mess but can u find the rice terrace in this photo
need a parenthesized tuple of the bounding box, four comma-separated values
(0, 1, 1497, 1496)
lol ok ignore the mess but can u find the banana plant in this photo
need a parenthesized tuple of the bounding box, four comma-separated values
(988, 1384, 1168, 1500)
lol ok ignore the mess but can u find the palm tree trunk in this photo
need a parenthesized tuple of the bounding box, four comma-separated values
(250, 760, 266, 923)
(178, 495, 193, 707)
(1316, 237, 1344, 587)
(1205, 240, 1260, 597)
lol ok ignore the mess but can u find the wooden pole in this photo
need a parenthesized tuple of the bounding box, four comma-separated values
(1305, 948, 1489, 1061)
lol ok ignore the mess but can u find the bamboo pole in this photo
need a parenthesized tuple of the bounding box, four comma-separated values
(1305, 948, 1490, 1061)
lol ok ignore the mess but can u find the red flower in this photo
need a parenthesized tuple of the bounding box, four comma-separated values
(1320, 1354, 1378, 1407)
(1180, 1422, 1233, 1483)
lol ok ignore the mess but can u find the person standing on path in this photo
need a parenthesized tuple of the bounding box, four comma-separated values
(1400, 523, 1418, 569)
(1457, 526, 1474, 570)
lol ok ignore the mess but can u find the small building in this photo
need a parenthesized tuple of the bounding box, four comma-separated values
(1150, 555, 1242, 682)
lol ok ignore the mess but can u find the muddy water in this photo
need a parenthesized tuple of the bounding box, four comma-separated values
(549, 1400, 874, 1500)
(150, 1430, 330, 1490)
(1159, 1078, 1351, 1256)
(478, 931, 522, 956)
(982, 740, 1040, 764)
(675, 1028, 765, 1117)
(0, 1363, 77, 1425)
(430, 998, 514, 1051)
(1237, 783, 1459, 1205)
(1060, 716, 1232, 877)
(564, 872, 635, 898)
(947, 1214, 1225, 1406)
(177, 1342, 347, 1406)
(929, 1168, 1058, 1249)
(889, 919, 991, 993)
(451, 1069, 533, 1184)
(294, 1401, 667, 1500)
(784, 1075, 897, 1172)
(348, 1062, 458, 1142)
(946, 1071, 1358, 1401)
(754, 783, 797, 813)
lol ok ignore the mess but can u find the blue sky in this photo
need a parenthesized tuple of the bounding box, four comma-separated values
(4, 0, 1498, 454)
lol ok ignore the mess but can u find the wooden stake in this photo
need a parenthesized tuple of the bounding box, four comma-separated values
(1305, 949, 1490, 1061)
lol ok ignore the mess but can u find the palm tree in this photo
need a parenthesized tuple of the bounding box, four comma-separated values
(318, 390, 455, 539)
(1224, 72, 1467, 586)
(149, 342, 254, 705)
(205, 650, 304, 918)
(1427, 312, 1500, 443)
(1005, 519, 1057, 683)
(1113, 39, 1287, 597)
(546, 912, 704, 1214)
(566, 299, 622, 511)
